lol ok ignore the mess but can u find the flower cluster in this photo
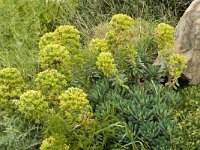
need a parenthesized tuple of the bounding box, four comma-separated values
(55, 25, 83, 72)
(40, 136, 69, 150)
(39, 32, 58, 50)
(38, 25, 83, 83)
(38, 44, 72, 82)
(0, 68, 25, 98)
(88, 38, 109, 54)
(39, 44, 71, 70)
(59, 87, 91, 121)
(154, 23, 174, 50)
(0, 68, 25, 112)
(55, 25, 80, 52)
(96, 52, 117, 77)
(169, 53, 187, 83)
(110, 14, 134, 30)
(154, 23, 174, 63)
(39, 25, 80, 52)
(18, 90, 48, 123)
(104, 14, 136, 71)
(35, 69, 68, 100)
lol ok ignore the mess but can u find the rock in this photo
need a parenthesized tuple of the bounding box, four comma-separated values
(153, 0, 200, 83)
(174, 0, 200, 83)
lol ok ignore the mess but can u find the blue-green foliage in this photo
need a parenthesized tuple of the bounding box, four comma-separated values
(89, 79, 180, 149)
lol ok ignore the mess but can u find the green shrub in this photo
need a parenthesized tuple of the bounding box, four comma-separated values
(89, 79, 180, 149)
(154, 23, 187, 87)
(173, 85, 200, 149)
(154, 23, 174, 51)
(0, 114, 41, 149)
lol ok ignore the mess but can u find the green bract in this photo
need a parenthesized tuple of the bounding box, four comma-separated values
(96, 52, 117, 78)
(35, 69, 68, 99)
(110, 14, 134, 30)
(18, 90, 48, 123)
(59, 87, 91, 120)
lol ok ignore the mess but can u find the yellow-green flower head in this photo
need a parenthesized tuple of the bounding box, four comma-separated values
(55, 25, 80, 49)
(35, 69, 68, 98)
(59, 87, 91, 119)
(88, 38, 109, 53)
(154, 23, 174, 50)
(96, 52, 117, 77)
(18, 90, 48, 123)
(0, 68, 25, 99)
(40, 136, 55, 150)
(39, 44, 71, 72)
(54, 25, 83, 70)
(169, 53, 187, 78)
(40, 136, 69, 150)
(110, 14, 134, 30)
(39, 32, 58, 50)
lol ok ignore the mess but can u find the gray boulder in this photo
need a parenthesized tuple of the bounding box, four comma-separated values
(174, 0, 200, 83)
(154, 0, 200, 83)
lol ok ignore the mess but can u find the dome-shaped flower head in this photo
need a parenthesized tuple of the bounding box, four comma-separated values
(88, 38, 109, 53)
(35, 69, 68, 99)
(55, 25, 80, 52)
(0, 68, 25, 99)
(38, 44, 71, 78)
(59, 87, 91, 120)
(110, 14, 134, 30)
(154, 23, 174, 50)
(55, 25, 83, 71)
(169, 53, 187, 79)
(96, 52, 117, 77)
(18, 90, 48, 123)
(39, 32, 58, 50)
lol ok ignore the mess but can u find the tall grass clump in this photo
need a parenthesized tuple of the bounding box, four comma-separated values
(0, 0, 73, 81)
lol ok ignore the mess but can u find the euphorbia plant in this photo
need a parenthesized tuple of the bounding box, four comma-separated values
(154, 23, 187, 86)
